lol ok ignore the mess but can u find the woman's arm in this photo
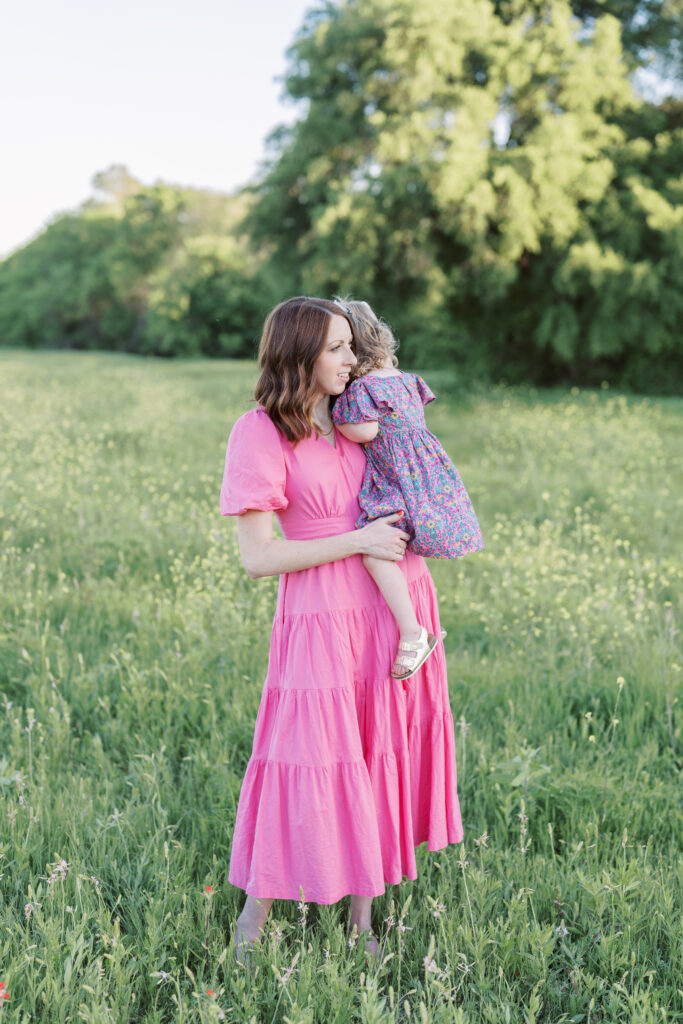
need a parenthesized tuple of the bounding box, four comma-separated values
(236, 510, 408, 579)
(335, 421, 379, 443)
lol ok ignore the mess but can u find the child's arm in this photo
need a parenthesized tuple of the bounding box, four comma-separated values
(335, 420, 379, 443)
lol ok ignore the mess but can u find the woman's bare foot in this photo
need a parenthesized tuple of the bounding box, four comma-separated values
(234, 918, 259, 965)
(363, 929, 380, 958)
(233, 896, 273, 965)
(349, 894, 377, 958)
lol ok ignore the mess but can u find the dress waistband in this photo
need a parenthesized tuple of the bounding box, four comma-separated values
(282, 514, 358, 540)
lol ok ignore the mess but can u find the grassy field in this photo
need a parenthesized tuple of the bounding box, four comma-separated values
(0, 350, 681, 1023)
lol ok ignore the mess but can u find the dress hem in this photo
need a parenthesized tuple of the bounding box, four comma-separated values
(228, 834, 464, 906)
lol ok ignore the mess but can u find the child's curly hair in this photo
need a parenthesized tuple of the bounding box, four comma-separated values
(333, 297, 399, 379)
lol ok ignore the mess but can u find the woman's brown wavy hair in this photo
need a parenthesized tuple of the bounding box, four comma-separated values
(254, 296, 355, 443)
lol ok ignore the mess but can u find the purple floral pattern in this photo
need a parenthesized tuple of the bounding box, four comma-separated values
(332, 373, 484, 559)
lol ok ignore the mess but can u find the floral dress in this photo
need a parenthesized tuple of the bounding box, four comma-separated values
(332, 372, 485, 559)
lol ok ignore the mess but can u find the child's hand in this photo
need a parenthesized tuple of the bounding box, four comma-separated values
(358, 514, 409, 561)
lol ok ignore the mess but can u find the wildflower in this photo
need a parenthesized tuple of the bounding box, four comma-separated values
(204, 884, 214, 895)
(475, 831, 489, 848)
(24, 903, 33, 919)
(432, 902, 446, 920)
(0, 981, 9, 1000)
(383, 913, 395, 929)
(423, 956, 441, 975)
(207, 989, 213, 995)
(555, 923, 569, 938)
(90, 876, 101, 889)
(47, 859, 68, 885)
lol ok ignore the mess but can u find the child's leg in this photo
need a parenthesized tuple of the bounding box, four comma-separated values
(364, 554, 439, 679)
(362, 554, 421, 640)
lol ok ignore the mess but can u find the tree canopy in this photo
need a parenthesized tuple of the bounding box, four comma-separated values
(245, 0, 682, 389)
(0, 169, 277, 358)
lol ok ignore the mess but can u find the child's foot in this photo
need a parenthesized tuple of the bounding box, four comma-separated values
(391, 626, 438, 680)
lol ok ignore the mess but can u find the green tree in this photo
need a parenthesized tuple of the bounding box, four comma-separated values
(247, 0, 682, 390)
(0, 168, 276, 357)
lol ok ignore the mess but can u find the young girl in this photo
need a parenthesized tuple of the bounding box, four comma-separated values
(332, 299, 485, 680)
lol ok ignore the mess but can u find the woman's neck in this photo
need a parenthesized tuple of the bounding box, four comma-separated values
(312, 396, 333, 427)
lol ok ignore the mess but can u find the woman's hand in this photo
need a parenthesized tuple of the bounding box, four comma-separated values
(358, 514, 410, 561)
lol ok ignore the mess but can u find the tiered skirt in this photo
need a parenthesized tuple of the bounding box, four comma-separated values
(228, 550, 463, 904)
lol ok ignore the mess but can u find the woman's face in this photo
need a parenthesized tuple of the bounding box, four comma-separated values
(312, 314, 357, 397)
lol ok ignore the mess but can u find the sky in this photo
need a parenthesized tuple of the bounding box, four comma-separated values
(0, 0, 315, 257)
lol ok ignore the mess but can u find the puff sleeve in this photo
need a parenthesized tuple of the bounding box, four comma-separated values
(415, 375, 436, 407)
(332, 380, 380, 425)
(220, 408, 288, 515)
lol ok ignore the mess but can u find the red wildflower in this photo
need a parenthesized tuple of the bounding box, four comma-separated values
(0, 981, 9, 1000)
(207, 988, 213, 995)
(204, 885, 213, 893)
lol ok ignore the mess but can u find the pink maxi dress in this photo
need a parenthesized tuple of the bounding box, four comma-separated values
(220, 406, 464, 904)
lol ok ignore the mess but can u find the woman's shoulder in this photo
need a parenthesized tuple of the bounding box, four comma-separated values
(231, 405, 279, 429)
(228, 406, 286, 450)
(221, 408, 288, 516)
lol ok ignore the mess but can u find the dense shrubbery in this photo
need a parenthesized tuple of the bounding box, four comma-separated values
(0, 170, 278, 359)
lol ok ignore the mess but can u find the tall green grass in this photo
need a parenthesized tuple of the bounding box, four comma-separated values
(0, 352, 680, 1022)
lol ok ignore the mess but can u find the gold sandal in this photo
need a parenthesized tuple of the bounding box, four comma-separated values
(391, 626, 438, 680)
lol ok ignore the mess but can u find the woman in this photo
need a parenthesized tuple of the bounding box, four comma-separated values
(220, 296, 464, 960)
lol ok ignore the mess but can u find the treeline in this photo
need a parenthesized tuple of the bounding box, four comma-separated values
(0, 168, 277, 359)
(1, 0, 682, 392)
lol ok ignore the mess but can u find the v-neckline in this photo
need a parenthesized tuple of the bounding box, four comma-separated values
(316, 426, 338, 452)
